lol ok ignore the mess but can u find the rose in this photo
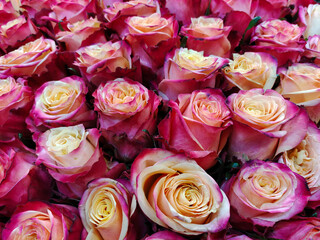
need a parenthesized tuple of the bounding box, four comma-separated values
(165, 0, 210, 24)
(93, 78, 161, 161)
(222, 52, 277, 90)
(255, 0, 291, 21)
(278, 120, 320, 208)
(2, 201, 83, 239)
(223, 160, 310, 228)
(278, 63, 320, 123)
(300, 4, 320, 38)
(104, 0, 159, 36)
(304, 35, 320, 64)
(210, 0, 258, 17)
(0, 37, 57, 77)
(250, 19, 305, 65)
(226, 89, 304, 161)
(180, 17, 232, 57)
(0, 1, 19, 25)
(74, 41, 135, 86)
(36, 124, 108, 198)
(131, 149, 230, 235)
(159, 48, 228, 100)
(268, 217, 320, 239)
(27, 76, 96, 134)
(0, 140, 52, 216)
(145, 231, 188, 240)
(79, 178, 138, 240)
(125, 13, 179, 69)
(158, 89, 232, 169)
(226, 234, 253, 240)
(56, 17, 106, 51)
(0, 16, 37, 51)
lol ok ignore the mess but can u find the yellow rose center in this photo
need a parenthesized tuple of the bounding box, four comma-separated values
(0, 79, 13, 96)
(175, 48, 216, 71)
(128, 13, 168, 32)
(190, 17, 223, 29)
(68, 18, 100, 32)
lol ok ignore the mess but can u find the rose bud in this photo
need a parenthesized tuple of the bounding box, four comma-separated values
(180, 17, 232, 58)
(0, 76, 33, 141)
(0, 37, 57, 77)
(0, 16, 37, 52)
(158, 89, 232, 169)
(304, 35, 320, 64)
(268, 217, 320, 239)
(27, 76, 96, 134)
(93, 78, 161, 161)
(226, 88, 305, 162)
(104, 0, 160, 37)
(250, 19, 305, 65)
(278, 120, 320, 208)
(79, 178, 139, 240)
(165, 0, 210, 24)
(2, 201, 83, 239)
(145, 230, 188, 240)
(278, 63, 320, 123)
(74, 41, 137, 86)
(131, 149, 230, 235)
(224, 160, 310, 228)
(0, 140, 52, 216)
(222, 52, 277, 90)
(36, 124, 108, 198)
(125, 13, 179, 69)
(300, 4, 320, 38)
(159, 48, 228, 100)
(210, 0, 258, 17)
(56, 17, 106, 52)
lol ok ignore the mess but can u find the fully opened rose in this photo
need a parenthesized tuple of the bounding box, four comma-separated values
(131, 149, 230, 235)
(224, 160, 310, 228)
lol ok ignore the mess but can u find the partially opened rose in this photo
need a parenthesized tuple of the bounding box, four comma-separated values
(222, 52, 277, 90)
(278, 120, 320, 208)
(36, 124, 108, 198)
(2, 201, 83, 239)
(125, 13, 179, 69)
(210, 0, 258, 17)
(278, 63, 320, 123)
(79, 178, 138, 240)
(93, 78, 161, 161)
(131, 149, 230, 235)
(158, 89, 232, 169)
(304, 35, 320, 64)
(180, 17, 232, 57)
(300, 4, 320, 38)
(56, 17, 106, 52)
(0, 37, 57, 76)
(159, 48, 228, 100)
(224, 160, 310, 228)
(74, 41, 134, 86)
(0, 16, 37, 51)
(250, 19, 305, 65)
(27, 76, 96, 133)
(227, 89, 304, 161)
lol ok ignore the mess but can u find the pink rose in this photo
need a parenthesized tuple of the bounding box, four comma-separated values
(27, 76, 96, 134)
(74, 41, 137, 86)
(255, 0, 291, 20)
(224, 160, 310, 228)
(131, 149, 230, 235)
(0, 1, 19, 25)
(250, 19, 305, 65)
(158, 89, 232, 169)
(79, 178, 139, 240)
(165, 0, 210, 24)
(125, 13, 179, 69)
(56, 17, 106, 52)
(145, 230, 188, 240)
(210, 0, 258, 17)
(226, 89, 305, 162)
(159, 48, 228, 100)
(180, 17, 232, 57)
(36, 124, 108, 198)
(0, 16, 37, 51)
(222, 52, 278, 90)
(269, 217, 320, 239)
(93, 78, 161, 161)
(278, 63, 320, 123)
(304, 35, 320, 64)
(0, 37, 57, 77)
(2, 201, 83, 239)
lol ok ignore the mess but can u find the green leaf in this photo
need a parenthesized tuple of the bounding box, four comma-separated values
(180, 36, 188, 48)
(58, 20, 65, 31)
(239, 16, 261, 46)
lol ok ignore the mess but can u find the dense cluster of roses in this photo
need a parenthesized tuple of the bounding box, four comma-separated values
(0, 0, 320, 239)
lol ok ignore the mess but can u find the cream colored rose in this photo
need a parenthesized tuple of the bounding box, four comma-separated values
(223, 52, 277, 90)
(302, 4, 320, 38)
(188, 17, 224, 38)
